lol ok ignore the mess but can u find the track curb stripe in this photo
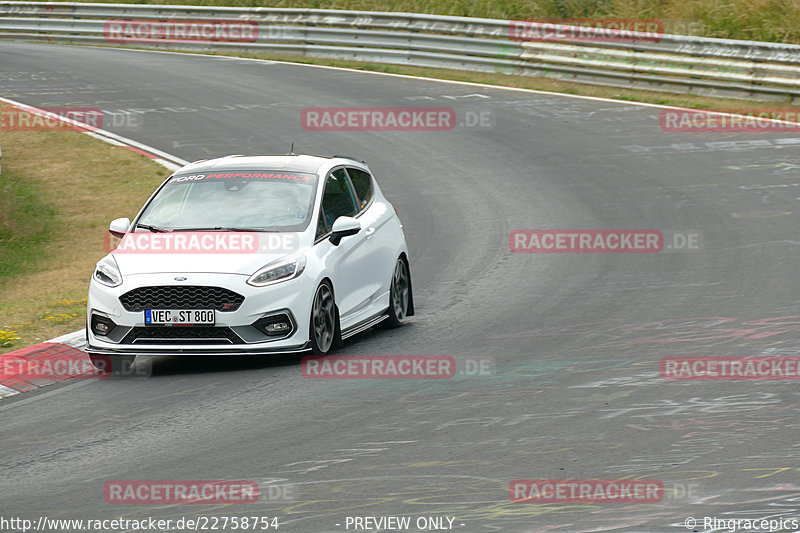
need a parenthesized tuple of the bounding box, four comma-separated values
(0, 341, 94, 396)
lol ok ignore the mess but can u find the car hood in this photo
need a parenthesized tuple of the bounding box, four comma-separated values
(111, 251, 291, 276)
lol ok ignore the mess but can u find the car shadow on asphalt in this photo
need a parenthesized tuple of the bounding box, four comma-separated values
(138, 352, 303, 377)
(137, 323, 409, 377)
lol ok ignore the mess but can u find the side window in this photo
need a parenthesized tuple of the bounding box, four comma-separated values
(317, 168, 358, 239)
(346, 167, 374, 211)
(316, 210, 328, 240)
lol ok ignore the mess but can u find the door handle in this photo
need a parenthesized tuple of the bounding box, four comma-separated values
(365, 227, 376, 237)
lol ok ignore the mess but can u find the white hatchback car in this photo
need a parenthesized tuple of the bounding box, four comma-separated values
(86, 154, 413, 371)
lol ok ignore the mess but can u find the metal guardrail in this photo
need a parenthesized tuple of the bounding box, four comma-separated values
(2, 2, 800, 102)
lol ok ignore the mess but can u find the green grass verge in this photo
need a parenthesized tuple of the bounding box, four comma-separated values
(0, 167, 57, 280)
(0, 105, 172, 353)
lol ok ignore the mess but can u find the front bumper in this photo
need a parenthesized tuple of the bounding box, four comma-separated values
(87, 272, 313, 356)
(85, 341, 310, 357)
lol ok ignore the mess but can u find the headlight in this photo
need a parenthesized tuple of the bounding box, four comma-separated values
(93, 255, 122, 287)
(247, 254, 306, 287)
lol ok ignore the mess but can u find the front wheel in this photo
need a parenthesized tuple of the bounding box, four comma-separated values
(381, 258, 410, 329)
(310, 281, 340, 355)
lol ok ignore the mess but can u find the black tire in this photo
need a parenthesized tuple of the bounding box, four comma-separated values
(309, 281, 340, 355)
(380, 257, 410, 329)
(89, 354, 136, 375)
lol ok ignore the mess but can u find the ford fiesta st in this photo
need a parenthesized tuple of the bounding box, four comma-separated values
(86, 154, 413, 371)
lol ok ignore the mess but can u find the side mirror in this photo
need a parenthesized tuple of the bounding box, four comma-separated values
(109, 218, 131, 238)
(329, 216, 361, 246)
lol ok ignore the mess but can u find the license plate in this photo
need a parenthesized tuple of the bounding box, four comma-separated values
(145, 309, 215, 326)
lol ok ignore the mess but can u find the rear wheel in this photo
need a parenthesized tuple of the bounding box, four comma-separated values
(89, 354, 136, 375)
(310, 281, 340, 354)
(381, 258, 410, 329)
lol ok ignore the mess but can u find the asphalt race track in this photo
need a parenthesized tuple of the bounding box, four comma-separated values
(2, 42, 800, 532)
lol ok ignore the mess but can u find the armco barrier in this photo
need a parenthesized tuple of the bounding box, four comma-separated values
(1, 2, 800, 102)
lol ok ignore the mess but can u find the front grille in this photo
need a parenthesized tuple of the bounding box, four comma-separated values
(121, 326, 244, 345)
(120, 286, 245, 312)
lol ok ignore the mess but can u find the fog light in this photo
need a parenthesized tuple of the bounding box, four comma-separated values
(91, 314, 116, 336)
(265, 322, 290, 334)
(252, 313, 294, 337)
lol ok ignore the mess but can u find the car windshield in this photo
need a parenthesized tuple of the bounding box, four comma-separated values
(136, 170, 318, 232)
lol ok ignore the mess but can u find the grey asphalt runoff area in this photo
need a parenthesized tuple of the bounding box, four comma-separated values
(2, 42, 800, 532)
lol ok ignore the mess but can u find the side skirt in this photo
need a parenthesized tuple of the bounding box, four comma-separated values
(340, 312, 389, 340)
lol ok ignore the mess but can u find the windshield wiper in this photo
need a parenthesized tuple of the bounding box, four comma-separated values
(135, 223, 171, 233)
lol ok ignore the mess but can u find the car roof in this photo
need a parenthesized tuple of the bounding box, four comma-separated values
(176, 154, 367, 175)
